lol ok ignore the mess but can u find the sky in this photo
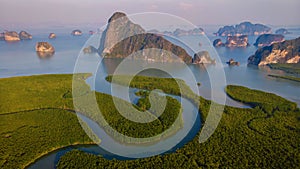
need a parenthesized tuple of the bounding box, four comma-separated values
(0, 0, 299, 29)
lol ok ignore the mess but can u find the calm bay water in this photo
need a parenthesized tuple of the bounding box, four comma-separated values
(1, 27, 300, 169)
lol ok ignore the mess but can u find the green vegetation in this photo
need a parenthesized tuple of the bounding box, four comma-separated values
(73, 75, 184, 143)
(1, 74, 299, 168)
(226, 85, 297, 115)
(135, 90, 151, 111)
(135, 90, 150, 97)
(268, 74, 300, 83)
(95, 92, 182, 139)
(268, 63, 300, 74)
(0, 74, 183, 168)
(0, 74, 96, 169)
(0, 109, 93, 169)
(0, 73, 91, 114)
(105, 75, 199, 108)
(106, 75, 192, 96)
(57, 76, 299, 169)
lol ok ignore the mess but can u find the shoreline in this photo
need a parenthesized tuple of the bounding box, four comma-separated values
(268, 74, 300, 83)
(24, 142, 97, 169)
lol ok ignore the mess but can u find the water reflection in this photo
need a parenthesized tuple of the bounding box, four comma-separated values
(36, 51, 55, 59)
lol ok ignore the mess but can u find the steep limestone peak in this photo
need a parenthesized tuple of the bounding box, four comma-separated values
(108, 12, 128, 23)
(99, 12, 145, 54)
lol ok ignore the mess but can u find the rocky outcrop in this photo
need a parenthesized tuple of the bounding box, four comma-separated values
(19, 31, 32, 40)
(227, 58, 240, 66)
(48, 33, 56, 39)
(83, 46, 98, 54)
(213, 35, 249, 48)
(98, 12, 192, 63)
(254, 34, 284, 47)
(71, 30, 82, 36)
(4, 31, 20, 41)
(225, 35, 249, 47)
(215, 22, 271, 36)
(99, 12, 145, 54)
(35, 42, 55, 58)
(275, 28, 290, 35)
(248, 37, 300, 66)
(213, 39, 224, 47)
(36, 42, 55, 53)
(193, 51, 215, 64)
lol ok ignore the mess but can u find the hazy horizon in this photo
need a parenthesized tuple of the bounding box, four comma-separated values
(1, 0, 299, 30)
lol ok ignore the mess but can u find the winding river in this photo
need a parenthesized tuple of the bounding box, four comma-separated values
(0, 28, 298, 168)
(28, 74, 202, 168)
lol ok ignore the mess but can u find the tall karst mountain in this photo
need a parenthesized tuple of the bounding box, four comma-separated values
(98, 12, 193, 63)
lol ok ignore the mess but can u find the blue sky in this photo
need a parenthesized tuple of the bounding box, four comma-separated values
(0, 0, 299, 27)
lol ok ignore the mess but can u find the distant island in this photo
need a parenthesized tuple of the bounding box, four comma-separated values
(213, 35, 249, 48)
(48, 33, 56, 39)
(35, 42, 55, 58)
(226, 58, 240, 66)
(97, 12, 211, 64)
(148, 28, 205, 37)
(248, 37, 300, 66)
(71, 29, 82, 36)
(254, 34, 284, 47)
(215, 21, 271, 36)
(275, 28, 291, 35)
(0, 31, 32, 41)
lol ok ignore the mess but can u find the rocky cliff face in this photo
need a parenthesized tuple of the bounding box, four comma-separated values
(36, 42, 55, 53)
(225, 35, 249, 47)
(213, 35, 249, 48)
(248, 37, 300, 66)
(105, 33, 192, 63)
(19, 31, 32, 40)
(193, 51, 215, 64)
(1, 31, 32, 41)
(254, 34, 284, 47)
(215, 22, 271, 36)
(4, 31, 20, 41)
(99, 12, 145, 54)
(99, 12, 192, 63)
(36, 42, 55, 58)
